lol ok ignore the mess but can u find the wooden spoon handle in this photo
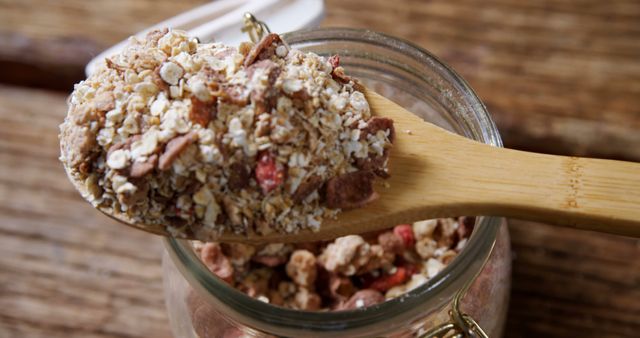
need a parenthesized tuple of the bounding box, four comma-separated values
(443, 138, 640, 236)
(341, 90, 640, 239)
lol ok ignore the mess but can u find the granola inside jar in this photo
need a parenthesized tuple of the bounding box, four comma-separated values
(162, 28, 511, 338)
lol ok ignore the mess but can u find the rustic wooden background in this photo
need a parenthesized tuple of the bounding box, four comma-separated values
(1, 0, 639, 337)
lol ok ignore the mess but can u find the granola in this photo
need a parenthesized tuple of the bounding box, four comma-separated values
(59, 29, 394, 238)
(193, 217, 474, 311)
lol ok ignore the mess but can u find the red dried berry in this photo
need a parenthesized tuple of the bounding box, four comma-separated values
(369, 266, 415, 292)
(393, 224, 415, 248)
(404, 264, 418, 276)
(255, 151, 285, 194)
(328, 55, 340, 69)
(174, 206, 193, 218)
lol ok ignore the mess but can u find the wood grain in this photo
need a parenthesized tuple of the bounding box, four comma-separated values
(506, 220, 640, 338)
(0, 0, 209, 90)
(0, 85, 171, 338)
(323, 0, 640, 161)
(0, 0, 639, 337)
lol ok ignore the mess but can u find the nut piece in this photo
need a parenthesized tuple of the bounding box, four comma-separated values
(415, 238, 437, 259)
(413, 219, 438, 240)
(292, 175, 323, 203)
(318, 235, 379, 276)
(93, 92, 115, 112)
(189, 96, 215, 127)
(328, 273, 356, 302)
(129, 154, 157, 178)
(158, 131, 197, 170)
(244, 33, 283, 67)
(130, 130, 159, 159)
(60, 124, 97, 168)
(286, 250, 317, 287)
(199, 243, 234, 283)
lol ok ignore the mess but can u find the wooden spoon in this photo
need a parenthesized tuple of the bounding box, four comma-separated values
(83, 89, 640, 243)
(218, 89, 640, 243)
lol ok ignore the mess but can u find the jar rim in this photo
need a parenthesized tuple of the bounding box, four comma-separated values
(164, 27, 504, 336)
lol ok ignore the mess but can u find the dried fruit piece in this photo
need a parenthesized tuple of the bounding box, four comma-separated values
(252, 254, 288, 267)
(369, 265, 416, 292)
(363, 116, 396, 143)
(325, 171, 377, 209)
(356, 116, 396, 178)
(457, 216, 475, 239)
(393, 224, 415, 248)
(228, 161, 251, 191)
(189, 96, 216, 127)
(255, 151, 285, 194)
(328, 55, 340, 69)
(327, 55, 348, 86)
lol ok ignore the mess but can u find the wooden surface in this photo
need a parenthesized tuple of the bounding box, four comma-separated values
(0, 0, 639, 337)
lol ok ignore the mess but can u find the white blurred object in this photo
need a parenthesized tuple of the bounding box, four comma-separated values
(85, 0, 325, 76)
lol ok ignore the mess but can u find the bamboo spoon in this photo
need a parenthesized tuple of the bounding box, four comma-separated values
(83, 89, 640, 243)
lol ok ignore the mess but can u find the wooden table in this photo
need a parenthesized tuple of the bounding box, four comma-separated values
(1, 1, 639, 337)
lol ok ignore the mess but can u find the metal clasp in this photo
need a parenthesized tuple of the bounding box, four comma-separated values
(420, 289, 489, 338)
(241, 12, 271, 43)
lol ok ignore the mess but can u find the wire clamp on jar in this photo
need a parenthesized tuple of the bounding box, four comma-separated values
(242, 12, 271, 43)
(419, 288, 489, 338)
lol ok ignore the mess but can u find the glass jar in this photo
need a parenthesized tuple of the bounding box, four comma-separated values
(162, 28, 511, 338)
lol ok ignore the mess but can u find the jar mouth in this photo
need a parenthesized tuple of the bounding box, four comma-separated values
(164, 28, 503, 336)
